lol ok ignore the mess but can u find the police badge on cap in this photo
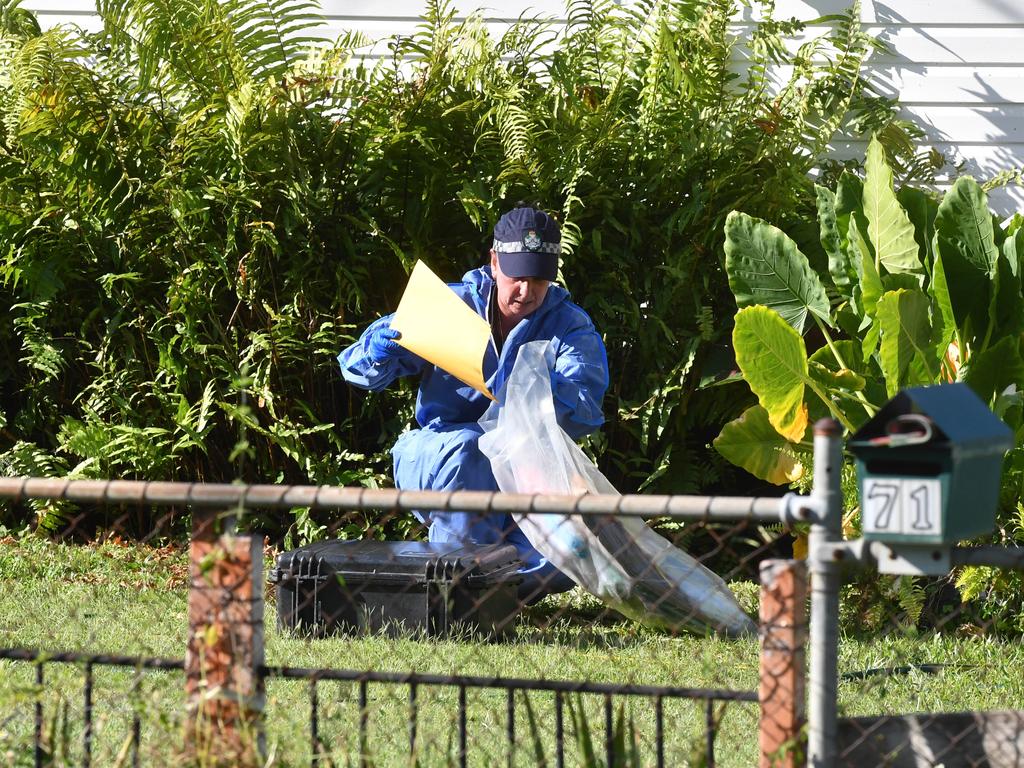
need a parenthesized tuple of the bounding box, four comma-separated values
(522, 229, 543, 252)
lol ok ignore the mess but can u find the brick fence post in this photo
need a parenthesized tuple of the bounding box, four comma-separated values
(759, 559, 807, 768)
(186, 510, 265, 766)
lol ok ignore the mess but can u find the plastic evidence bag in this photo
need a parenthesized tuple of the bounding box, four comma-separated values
(478, 340, 756, 637)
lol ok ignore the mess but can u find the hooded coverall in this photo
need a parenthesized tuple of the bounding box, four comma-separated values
(337, 265, 609, 597)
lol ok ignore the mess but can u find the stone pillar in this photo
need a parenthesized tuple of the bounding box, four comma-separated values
(759, 559, 807, 768)
(186, 511, 265, 766)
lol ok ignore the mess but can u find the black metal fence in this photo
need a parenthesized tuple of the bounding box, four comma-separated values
(262, 666, 758, 768)
(0, 649, 759, 768)
(0, 648, 184, 768)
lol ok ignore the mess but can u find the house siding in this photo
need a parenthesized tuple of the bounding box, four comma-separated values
(22, 0, 1024, 213)
(765, 0, 1024, 213)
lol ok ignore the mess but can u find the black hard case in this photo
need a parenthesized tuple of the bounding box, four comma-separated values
(268, 541, 522, 639)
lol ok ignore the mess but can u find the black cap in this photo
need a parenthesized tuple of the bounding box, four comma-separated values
(492, 207, 560, 281)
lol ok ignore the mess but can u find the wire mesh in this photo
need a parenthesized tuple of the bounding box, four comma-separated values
(257, 498, 771, 766)
(3, 477, 1023, 767)
(828, 552, 1024, 767)
(0, 481, 780, 766)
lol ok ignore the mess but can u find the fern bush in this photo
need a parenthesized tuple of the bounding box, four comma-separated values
(0, 0, 905, 536)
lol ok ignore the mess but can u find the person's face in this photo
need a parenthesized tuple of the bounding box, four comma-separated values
(490, 251, 550, 327)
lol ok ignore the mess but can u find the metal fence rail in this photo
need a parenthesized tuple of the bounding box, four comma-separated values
(0, 476, 791, 521)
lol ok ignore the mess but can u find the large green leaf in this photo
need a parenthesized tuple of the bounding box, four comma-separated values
(897, 185, 938, 269)
(991, 229, 1024, 342)
(809, 339, 888, 413)
(713, 405, 803, 485)
(850, 216, 883, 358)
(835, 305, 864, 340)
(808, 339, 871, 395)
(836, 171, 863, 218)
(882, 272, 924, 292)
(864, 135, 922, 274)
(733, 305, 809, 441)
(817, 184, 856, 297)
(928, 245, 957, 367)
(809, 338, 864, 376)
(992, 212, 1008, 249)
(965, 334, 1024, 406)
(876, 288, 939, 397)
(850, 208, 875, 267)
(808, 360, 865, 391)
(934, 176, 998, 336)
(835, 171, 864, 298)
(787, 217, 830, 277)
(724, 211, 832, 334)
(1003, 226, 1023, 277)
(816, 185, 842, 264)
(991, 249, 1024, 342)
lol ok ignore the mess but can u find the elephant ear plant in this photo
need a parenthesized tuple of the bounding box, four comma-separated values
(714, 135, 1024, 492)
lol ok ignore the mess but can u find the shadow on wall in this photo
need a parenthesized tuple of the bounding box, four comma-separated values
(798, 0, 1024, 214)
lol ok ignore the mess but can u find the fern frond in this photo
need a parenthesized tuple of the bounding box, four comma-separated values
(94, 0, 324, 101)
(0, 0, 40, 40)
(0, 441, 73, 531)
(224, 0, 326, 81)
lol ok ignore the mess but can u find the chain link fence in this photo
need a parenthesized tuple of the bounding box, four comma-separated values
(0, 421, 1023, 768)
(822, 539, 1024, 767)
(0, 478, 796, 767)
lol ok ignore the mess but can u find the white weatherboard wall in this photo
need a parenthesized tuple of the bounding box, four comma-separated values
(23, 0, 1024, 214)
(765, 0, 1024, 214)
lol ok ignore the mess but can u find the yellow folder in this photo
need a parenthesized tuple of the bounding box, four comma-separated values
(390, 261, 496, 401)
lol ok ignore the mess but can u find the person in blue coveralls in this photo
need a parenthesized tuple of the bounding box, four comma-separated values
(337, 205, 609, 603)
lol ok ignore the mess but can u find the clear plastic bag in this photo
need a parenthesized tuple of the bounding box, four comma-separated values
(478, 341, 755, 637)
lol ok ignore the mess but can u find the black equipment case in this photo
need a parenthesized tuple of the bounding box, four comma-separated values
(268, 541, 523, 639)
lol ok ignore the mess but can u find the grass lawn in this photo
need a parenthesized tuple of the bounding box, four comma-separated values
(0, 533, 1022, 766)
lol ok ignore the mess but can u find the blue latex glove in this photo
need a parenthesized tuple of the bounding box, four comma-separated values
(368, 325, 405, 363)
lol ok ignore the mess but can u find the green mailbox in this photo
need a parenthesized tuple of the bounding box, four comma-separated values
(849, 384, 1013, 546)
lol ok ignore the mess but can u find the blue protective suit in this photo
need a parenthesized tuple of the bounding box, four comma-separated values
(337, 265, 609, 599)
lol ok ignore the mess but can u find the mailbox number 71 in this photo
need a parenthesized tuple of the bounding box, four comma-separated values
(863, 478, 942, 536)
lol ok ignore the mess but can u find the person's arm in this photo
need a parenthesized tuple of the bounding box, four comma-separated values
(551, 323, 609, 439)
(337, 315, 428, 392)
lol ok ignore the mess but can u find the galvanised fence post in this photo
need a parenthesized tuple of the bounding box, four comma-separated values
(807, 418, 843, 767)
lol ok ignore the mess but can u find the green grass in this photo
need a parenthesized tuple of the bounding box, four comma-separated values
(0, 534, 1023, 766)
